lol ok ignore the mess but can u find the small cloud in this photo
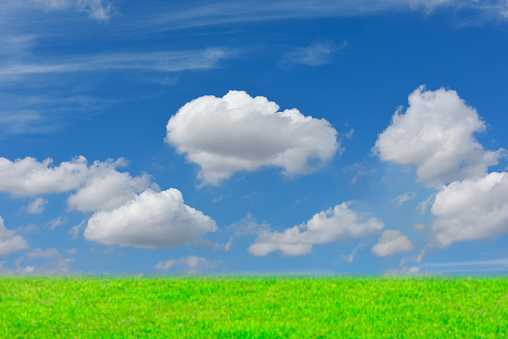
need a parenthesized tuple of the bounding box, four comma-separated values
(281, 40, 347, 67)
(342, 161, 371, 184)
(0, 216, 29, 257)
(17, 223, 38, 234)
(66, 248, 78, 255)
(15, 247, 74, 273)
(154, 256, 220, 274)
(416, 195, 434, 214)
(69, 220, 86, 239)
(45, 216, 68, 231)
(392, 192, 416, 206)
(194, 238, 221, 250)
(371, 230, 415, 257)
(26, 197, 47, 214)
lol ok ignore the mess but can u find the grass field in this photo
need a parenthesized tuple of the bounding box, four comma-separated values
(0, 276, 507, 338)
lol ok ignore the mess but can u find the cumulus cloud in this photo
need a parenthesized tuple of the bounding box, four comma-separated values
(0, 216, 29, 257)
(154, 255, 220, 274)
(431, 172, 508, 247)
(67, 170, 151, 211)
(248, 202, 383, 256)
(374, 86, 502, 187)
(371, 230, 415, 257)
(84, 188, 217, 248)
(165, 90, 339, 185)
(26, 197, 47, 213)
(0, 156, 127, 196)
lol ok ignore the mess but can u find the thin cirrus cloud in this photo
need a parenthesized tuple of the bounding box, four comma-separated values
(0, 48, 234, 79)
(0, 216, 29, 257)
(165, 90, 340, 185)
(281, 41, 347, 67)
(135, 0, 508, 31)
(375, 85, 508, 248)
(83, 188, 217, 248)
(370, 230, 414, 257)
(5, 0, 115, 21)
(248, 202, 384, 256)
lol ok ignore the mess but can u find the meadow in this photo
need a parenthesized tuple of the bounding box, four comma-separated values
(0, 276, 506, 338)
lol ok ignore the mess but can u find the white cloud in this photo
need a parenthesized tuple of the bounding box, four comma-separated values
(84, 188, 217, 248)
(371, 230, 415, 257)
(68, 220, 85, 239)
(392, 192, 416, 206)
(374, 86, 502, 187)
(165, 90, 339, 185)
(27, 0, 114, 21)
(0, 216, 29, 257)
(431, 172, 508, 247)
(67, 170, 151, 211)
(0, 156, 127, 196)
(45, 216, 67, 230)
(424, 257, 508, 267)
(248, 202, 383, 256)
(154, 255, 220, 274)
(0, 49, 234, 79)
(16, 247, 73, 273)
(76, 0, 114, 21)
(281, 41, 346, 66)
(26, 197, 47, 214)
(416, 195, 434, 214)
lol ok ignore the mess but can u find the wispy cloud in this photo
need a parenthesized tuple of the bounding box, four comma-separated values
(281, 41, 347, 67)
(424, 257, 508, 267)
(3, 0, 115, 21)
(132, 0, 508, 31)
(0, 48, 235, 79)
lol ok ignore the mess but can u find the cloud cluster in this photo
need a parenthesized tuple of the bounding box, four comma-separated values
(0, 216, 29, 257)
(84, 189, 217, 248)
(154, 255, 220, 274)
(431, 172, 508, 247)
(248, 202, 383, 256)
(166, 90, 339, 185)
(371, 230, 414, 257)
(376, 86, 508, 248)
(374, 86, 501, 187)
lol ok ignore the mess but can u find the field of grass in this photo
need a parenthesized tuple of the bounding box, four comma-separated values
(0, 276, 507, 338)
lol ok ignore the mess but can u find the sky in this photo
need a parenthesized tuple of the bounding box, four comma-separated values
(1, 0, 508, 276)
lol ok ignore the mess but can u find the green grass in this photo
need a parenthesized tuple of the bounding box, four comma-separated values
(0, 276, 507, 338)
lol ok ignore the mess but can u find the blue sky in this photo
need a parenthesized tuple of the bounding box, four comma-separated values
(1, 0, 508, 275)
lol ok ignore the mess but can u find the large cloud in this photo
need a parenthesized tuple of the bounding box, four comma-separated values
(165, 90, 339, 185)
(371, 230, 414, 257)
(84, 189, 217, 248)
(0, 156, 126, 196)
(248, 202, 383, 256)
(431, 172, 508, 247)
(67, 170, 151, 211)
(374, 86, 501, 187)
(0, 216, 29, 257)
